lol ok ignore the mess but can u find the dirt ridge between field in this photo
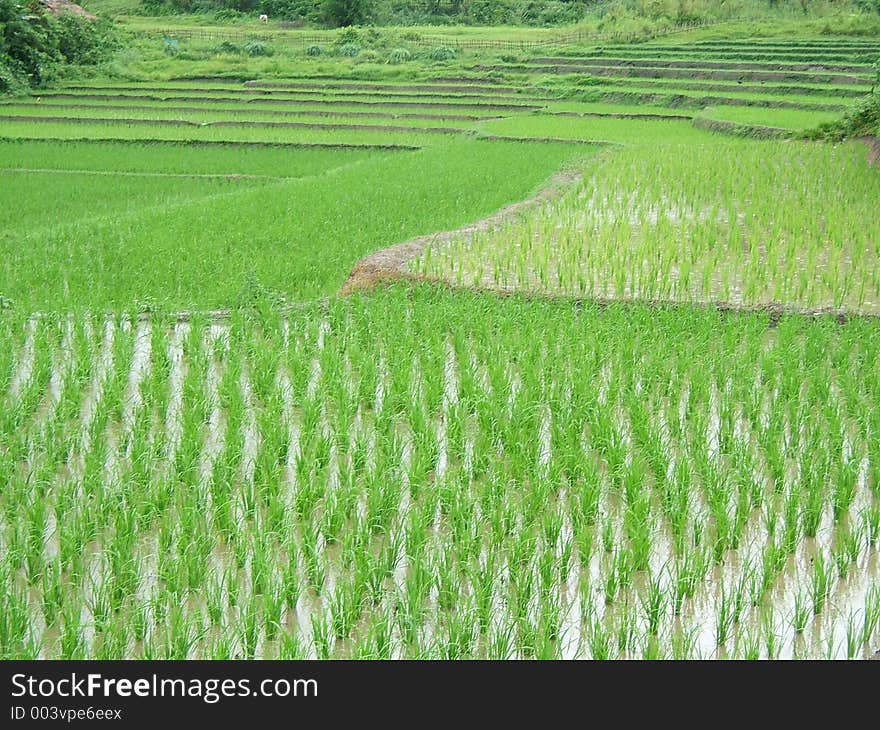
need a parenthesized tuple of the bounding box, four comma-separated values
(340, 168, 583, 296)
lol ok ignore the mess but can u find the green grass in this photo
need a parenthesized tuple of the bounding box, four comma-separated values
(0, 139, 585, 311)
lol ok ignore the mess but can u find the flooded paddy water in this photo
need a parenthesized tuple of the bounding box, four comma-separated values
(1, 294, 878, 660)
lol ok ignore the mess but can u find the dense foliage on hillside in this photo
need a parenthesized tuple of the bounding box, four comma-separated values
(137, 0, 880, 28)
(140, 0, 594, 26)
(0, 0, 115, 91)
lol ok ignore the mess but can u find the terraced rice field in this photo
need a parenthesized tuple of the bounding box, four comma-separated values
(1, 33, 879, 660)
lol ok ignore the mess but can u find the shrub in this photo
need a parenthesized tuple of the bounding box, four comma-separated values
(335, 26, 359, 44)
(429, 46, 456, 61)
(325, 0, 369, 28)
(387, 47, 410, 64)
(468, 0, 513, 25)
(163, 38, 180, 57)
(214, 8, 245, 22)
(355, 49, 381, 63)
(216, 41, 241, 54)
(0, 0, 116, 89)
(855, 0, 880, 13)
(337, 42, 360, 57)
(306, 44, 323, 56)
(0, 59, 26, 94)
(244, 40, 274, 57)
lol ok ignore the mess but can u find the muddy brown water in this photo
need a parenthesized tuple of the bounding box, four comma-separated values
(5, 311, 880, 659)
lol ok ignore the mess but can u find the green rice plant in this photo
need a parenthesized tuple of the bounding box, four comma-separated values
(640, 573, 666, 637)
(414, 141, 880, 316)
(2, 280, 878, 659)
(715, 585, 735, 647)
(588, 614, 613, 660)
(670, 625, 697, 660)
(792, 590, 810, 634)
(810, 551, 833, 616)
(310, 613, 333, 660)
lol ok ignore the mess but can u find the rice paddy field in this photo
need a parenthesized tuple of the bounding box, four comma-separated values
(1, 28, 880, 660)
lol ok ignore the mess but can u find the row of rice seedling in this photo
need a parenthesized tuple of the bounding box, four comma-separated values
(414, 140, 880, 315)
(36, 91, 541, 114)
(1, 171, 265, 235)
(544, 101, 693, 117)
(0, 139, 386, 178)
(1, 139, 578, 311)
(35, 86, 552, 108)
(244, 80, 526, 95)
(0, 120, 442, 148)
(2, 286, 878, 659)
(0, 109, 474, 135)
(5, 100, 501, 123)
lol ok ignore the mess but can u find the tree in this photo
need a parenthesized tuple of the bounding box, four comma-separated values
(0, 0, 114, 91)
(322, 0, 369, 26)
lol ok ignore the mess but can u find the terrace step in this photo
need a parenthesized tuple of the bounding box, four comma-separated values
(245, 80, 525, 95)
(520, 64, 871, 85)
(528, 57, 874, 74)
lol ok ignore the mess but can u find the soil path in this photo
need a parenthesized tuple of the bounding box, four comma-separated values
(340, 168, 582, 296)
